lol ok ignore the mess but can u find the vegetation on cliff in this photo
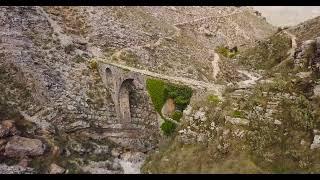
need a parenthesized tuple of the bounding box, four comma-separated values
(146, 78, 193, 135)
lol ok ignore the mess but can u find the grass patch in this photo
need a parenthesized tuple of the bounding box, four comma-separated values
(146, 79, 166, 114)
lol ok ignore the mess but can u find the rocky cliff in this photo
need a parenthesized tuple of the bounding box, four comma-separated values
(0, 6, 284, 174)
(143, 15, 320, 173)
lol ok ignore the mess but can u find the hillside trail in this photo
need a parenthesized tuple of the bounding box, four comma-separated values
(236, 70, 262, 89)
(211, 52, 221, 80)
(233, 30, 297, 90)
(283, 30, 298, 57)
(274, 30, 297, 69)
(174, 9, 242, 27)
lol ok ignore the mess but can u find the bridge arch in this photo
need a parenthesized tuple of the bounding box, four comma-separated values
(118, 78, 136, 123)
(105, 68, 113, 90)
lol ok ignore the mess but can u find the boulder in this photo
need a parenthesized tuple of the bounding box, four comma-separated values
(49, 163, 65, 174)
(4, 136, 45, 158)
(183, 105, 192, 116)
(161, 98, 176, 117)
(117, 151, 146, 174)
(296, 71, 312, 79)
(274, 120, 282, 125)
(193, 110, 207, 122)
(81, 160, 122, 174)
(313, 85, 320, 97)
(17, 158, 30, 168)
(0, 120, 18, 138)
(225, 116, 250, 126)
(311, 135, 320, 149)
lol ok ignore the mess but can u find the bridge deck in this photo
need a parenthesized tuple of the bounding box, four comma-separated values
(97, 59, 224, 95)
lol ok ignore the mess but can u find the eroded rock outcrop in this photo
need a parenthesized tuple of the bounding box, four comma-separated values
(4, 136, 45, 158)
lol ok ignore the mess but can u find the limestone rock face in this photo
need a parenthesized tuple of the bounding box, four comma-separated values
(65, 121, 90, 133)
(117, 151, 146, 174)
(4, 136, 45, 158)
(294, 39, 316, 68)
(0, 164, 34, 174)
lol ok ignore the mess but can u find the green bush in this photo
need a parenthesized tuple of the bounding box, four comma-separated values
(89, 59, 98, 70)
(215, 46, 238, 58)
(232, 110, 245, 118)
(146, 79, 166, 113)
(161, 120, 177, 136)
(165, 83, 193, 111)
(171, 111, 183, 122)
(207, 95, 221, 106)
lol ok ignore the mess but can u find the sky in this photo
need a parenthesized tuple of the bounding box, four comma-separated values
(252, 6, 320, 27)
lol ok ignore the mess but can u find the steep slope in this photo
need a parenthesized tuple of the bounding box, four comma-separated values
(42, 6, 275, 82)
(0, 6, 275, 174)
(289, 16, 320, 45)
(143, 16, 320, 174)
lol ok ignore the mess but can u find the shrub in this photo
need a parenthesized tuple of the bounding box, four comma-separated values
(89, 59, 98, 70)
(161, 120, 177, 136)
(165, 83, 193, 111)
(171, 111, 183, 122)
(207, 95, 221, 106)
(118, 50, 139, 66)
(232, 110, 245, 118)
(215, 46, 238, 58)
(277, 95, 315, 131)
(216, 46, 230, 58)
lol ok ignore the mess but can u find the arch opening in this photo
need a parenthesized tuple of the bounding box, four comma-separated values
(118, 79, 136, 123)
(105, 68, 113, 90)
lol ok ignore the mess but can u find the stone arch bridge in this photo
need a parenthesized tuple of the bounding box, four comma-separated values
(97, 60, 223, 151)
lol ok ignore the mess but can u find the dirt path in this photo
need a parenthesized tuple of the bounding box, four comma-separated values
(283, 30, 297, 58)
(211, 52, 220, 80)
(174, 10, 242, 27)
(274, 30, 297, 69)
(236, 70, 262, 89)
